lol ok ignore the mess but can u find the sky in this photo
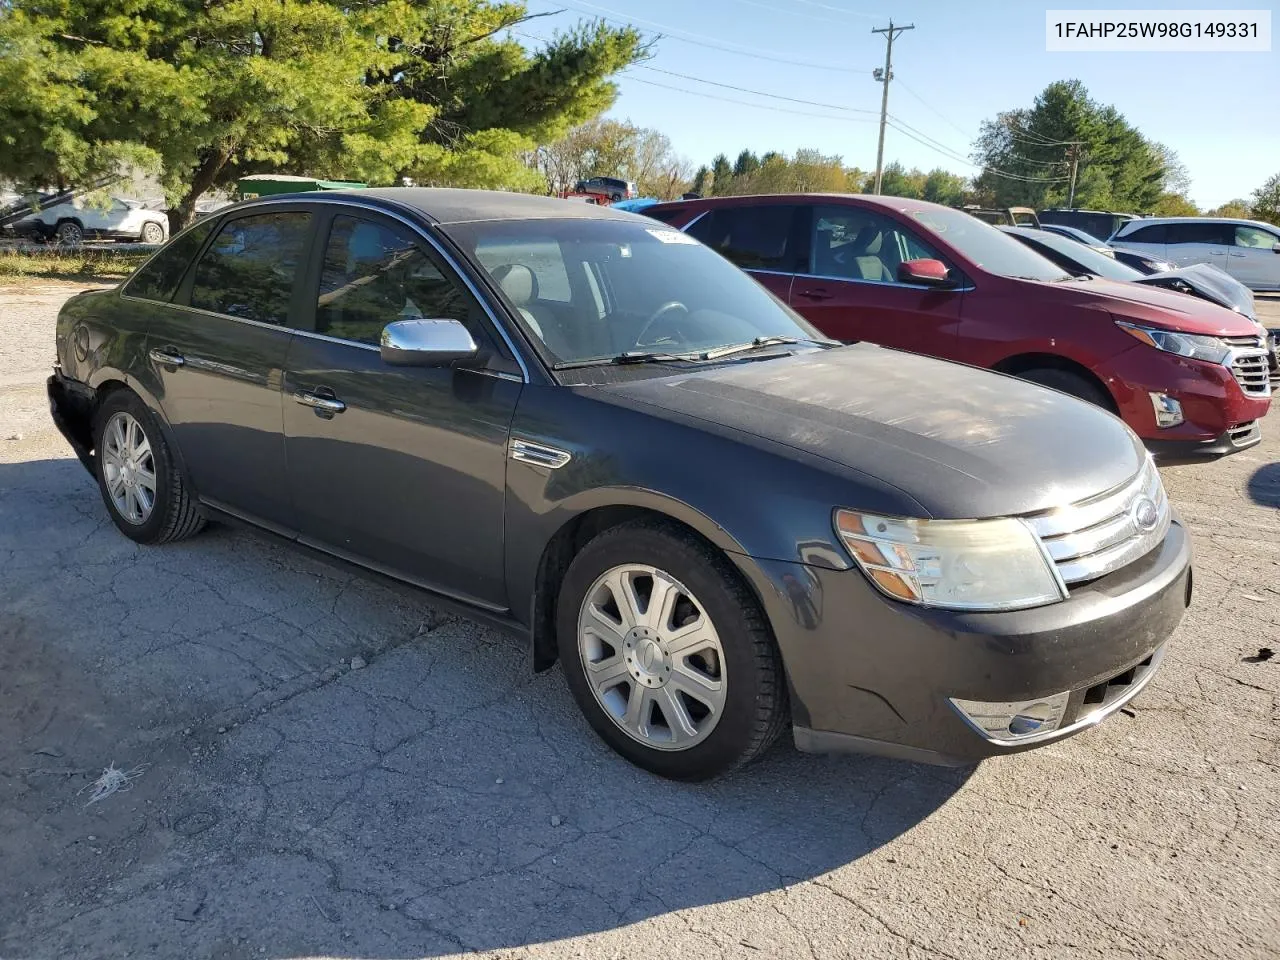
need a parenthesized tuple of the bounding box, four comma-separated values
(516, 0, 1279, 208)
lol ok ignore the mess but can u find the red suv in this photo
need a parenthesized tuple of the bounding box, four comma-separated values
(646, 195, 1271, 461)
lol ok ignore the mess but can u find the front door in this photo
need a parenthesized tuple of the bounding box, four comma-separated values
(1225, 223, 1280, 289)
(282, 211, 521, 609)
(789, 203, 962, 357)
(146, 208, 312, 530)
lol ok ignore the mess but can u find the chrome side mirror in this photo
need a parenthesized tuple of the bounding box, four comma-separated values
(380, 319, 478, 367)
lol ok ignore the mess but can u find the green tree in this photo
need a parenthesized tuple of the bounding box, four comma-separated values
(709, 154, 733, 196)
(973, 80, 1168, 212)
(0, 0, 645, 227)
(1252, 172, 1280, 225)
(1207, 198, 1253, 218)
(878, 162, 925, 199)
(733, 150, 761, 178)
(1150, 193, 1200, 217)
(921, 168, 968, 206)
(690, 165, 710, 196)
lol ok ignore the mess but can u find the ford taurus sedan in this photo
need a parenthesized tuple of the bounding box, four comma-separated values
(48, 189, 1192, 780)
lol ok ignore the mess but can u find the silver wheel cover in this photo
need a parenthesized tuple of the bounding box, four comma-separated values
(101, 411, 157, 525)
(577, 564, 727, 751)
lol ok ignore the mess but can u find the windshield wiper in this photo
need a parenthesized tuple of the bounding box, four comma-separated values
(552, 351, 704, 370)
(699, 335, 839, 361)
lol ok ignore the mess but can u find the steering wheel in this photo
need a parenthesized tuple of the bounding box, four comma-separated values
(634, 301, 690, 349)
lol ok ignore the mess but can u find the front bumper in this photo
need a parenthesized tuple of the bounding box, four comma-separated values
(734, 518, 1192, 766)
(1105, 345, 1270, 461)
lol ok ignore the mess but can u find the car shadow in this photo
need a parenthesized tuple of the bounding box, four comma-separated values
(1247, 462, 1280, 507)
(0, 456, 971, 958)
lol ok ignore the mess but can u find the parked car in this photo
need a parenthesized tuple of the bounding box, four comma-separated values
(1001, 226, 1259, 320)
(48, 188, 1190, 779)
(1109, 217, 1280, 291)
(572, 177, 637, 202)
(12, 196, 169, 245)
(1039, 208, 1138, 242)
(646, 195, 1271, 461)
(962, 205, 1040, 227)
(1110, 247, 1179, 275)
(1038, 223, 1115, 256)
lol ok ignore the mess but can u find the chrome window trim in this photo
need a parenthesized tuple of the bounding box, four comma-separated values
(126, 195, 532, 383)
(677, 209, 710, 233)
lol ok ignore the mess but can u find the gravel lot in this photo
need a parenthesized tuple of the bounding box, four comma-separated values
(2, 284, 1278, 960)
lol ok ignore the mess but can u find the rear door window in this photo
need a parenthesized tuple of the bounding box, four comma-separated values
(124, 221, 215, 303)
(188, 212, 311, 325)
(1165, 222, 1232, 246)
(685, 205, 798, 271)
(1118, 223, 1168, 244)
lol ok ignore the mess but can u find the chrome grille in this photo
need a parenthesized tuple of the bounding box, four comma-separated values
(1024, 458, 1170, 586)
(1223, 335, 1271, 397)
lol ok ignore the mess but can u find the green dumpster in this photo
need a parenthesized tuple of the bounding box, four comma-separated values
(235, 175, 367, 200)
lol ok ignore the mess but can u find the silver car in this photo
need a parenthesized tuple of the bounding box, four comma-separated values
(1109, 217, 1280, 292)
(14, 196, 169, 246)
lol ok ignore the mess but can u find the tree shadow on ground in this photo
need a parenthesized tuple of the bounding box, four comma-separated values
(1247, 462, 1280, 507)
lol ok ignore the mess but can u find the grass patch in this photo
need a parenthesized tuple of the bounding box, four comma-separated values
(0, 247, 149, 285)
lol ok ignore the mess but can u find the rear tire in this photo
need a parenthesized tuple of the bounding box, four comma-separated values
(557, 520, 788, 781)
(1018, 367, 1113, 411)
(93, 390, 206, 545)
(140, 221, 165, 244)
(54, 220, 84, 246)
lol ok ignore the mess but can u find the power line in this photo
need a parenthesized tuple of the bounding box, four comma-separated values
(892, 78, 971, 139)
(622, 75, 878, 123)
(888, 113, 1067, 167)
(725, 0, 880, 27)
(637, 64, 880, 114)
(788, 0, 884, 18)
(884, 119, 1069, 182)
(541, 0, 871, 73)
(1003, 120, 1080, 147)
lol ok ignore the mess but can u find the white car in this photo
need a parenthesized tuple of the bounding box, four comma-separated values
(1109, 217, 1280, 291)
(13, 196, 169, 245)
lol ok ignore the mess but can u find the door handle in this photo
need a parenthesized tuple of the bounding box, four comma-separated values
(1229, 252, 1246, 258)
(149, 348, 185, 367)
(292, 390, 346, 414)
(796, 289, 834, 301)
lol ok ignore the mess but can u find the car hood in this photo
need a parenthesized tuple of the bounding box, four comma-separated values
(1051, 277, 1259, 335)
(1135, 264, 1256, 320)
(594, 345, 1146, 520)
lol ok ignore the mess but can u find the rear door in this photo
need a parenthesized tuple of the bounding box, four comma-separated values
(146, 206, 312, 530)
(683, 202, 804, 304)
(788, 203, 962, 356)
(1165, 221, 1231, 270)
(1111, 221, 1169, 258)
(282, 208, 522, 608)
(1225, 223, 1280, 289)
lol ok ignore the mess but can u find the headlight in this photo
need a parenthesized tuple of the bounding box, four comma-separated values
(834, 511, 1067, 611)
(1115, 321, 1232, 365)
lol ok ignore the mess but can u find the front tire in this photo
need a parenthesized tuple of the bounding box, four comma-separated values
(93, 390, 206, 545)
(557, 520, 788, 780)
(1018, 367, 1113, 411)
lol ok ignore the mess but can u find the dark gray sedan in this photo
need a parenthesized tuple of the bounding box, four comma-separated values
(48, 189, 1192, 780)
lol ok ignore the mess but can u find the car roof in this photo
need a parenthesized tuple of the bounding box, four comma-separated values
(1117, 216, 1278, 229)
(229, 187, 644, 225)
(647, 193, 953, 215)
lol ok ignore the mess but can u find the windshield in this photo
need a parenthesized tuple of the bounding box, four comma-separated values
(906, 207, 1072, 282)
(444, 218, 824, 365)
(1019, 230, 1142, 281)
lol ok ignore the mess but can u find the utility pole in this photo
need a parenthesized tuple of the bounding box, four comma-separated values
(871, 20, 913, 195)
(1067, 143, 1081, 207)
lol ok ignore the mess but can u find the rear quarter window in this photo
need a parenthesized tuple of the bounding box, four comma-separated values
(123, 221, 214, 303)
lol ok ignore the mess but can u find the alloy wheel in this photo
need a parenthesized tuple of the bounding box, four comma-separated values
(101, 411, 157, 524)
(576, 563, 727, 751)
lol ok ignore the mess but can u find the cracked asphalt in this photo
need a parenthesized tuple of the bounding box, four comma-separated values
(2, 284, 1278, 960)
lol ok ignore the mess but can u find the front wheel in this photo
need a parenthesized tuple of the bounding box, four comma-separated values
(557, 521, 788, 780)
(1018, 367, 1113, 411)
(93, 390, 206, 545)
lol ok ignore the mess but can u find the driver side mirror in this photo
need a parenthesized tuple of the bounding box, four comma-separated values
(898, 258, 955, 288)
(1272, 242, 1280, 254)
(380, 319, 478, 367)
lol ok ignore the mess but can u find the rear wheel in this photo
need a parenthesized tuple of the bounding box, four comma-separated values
(1018, 367, 1113, 411)
(140, 221, 165, 244)
(54, 220, 84, 246)
(558, 520, 788, 780)
(93, 390, 205, 545)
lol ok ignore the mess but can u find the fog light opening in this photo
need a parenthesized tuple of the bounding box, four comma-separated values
(1149, 392, 1184, 428)
(950, 691, 1071, 743)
